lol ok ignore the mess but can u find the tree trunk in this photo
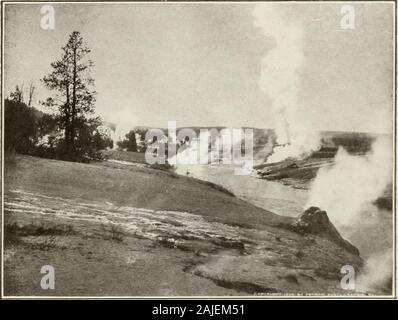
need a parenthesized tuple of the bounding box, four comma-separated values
(71, 47, 77, 155)
(65, 81, 71, 153)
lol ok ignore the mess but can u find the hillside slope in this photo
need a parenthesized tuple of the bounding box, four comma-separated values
(3, 155, 362, 296)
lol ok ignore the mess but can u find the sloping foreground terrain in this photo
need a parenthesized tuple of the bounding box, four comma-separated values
(3, 155, 362, 296)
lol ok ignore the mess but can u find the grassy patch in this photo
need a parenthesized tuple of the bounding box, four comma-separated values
(101, 224, 125, 243)
(100, 150, 147, 164)
(194, 272, 278, 294)
(4, 150, 17, 165)
(149, 162, 174, 172)
(198, 180, 235, 197)
(282, 271, 299, 284)
(4, 222, 76, 249)
(5, 222, 75, 238)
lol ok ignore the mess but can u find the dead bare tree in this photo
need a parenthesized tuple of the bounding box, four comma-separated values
(27, 81, 36, 107)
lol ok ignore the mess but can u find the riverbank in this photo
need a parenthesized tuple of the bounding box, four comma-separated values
(4, 155, 364, 296)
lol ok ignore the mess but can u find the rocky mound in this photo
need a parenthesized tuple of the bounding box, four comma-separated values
(283, 206, 360, 256)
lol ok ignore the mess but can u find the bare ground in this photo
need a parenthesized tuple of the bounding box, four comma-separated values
(3, 155, 363, 296)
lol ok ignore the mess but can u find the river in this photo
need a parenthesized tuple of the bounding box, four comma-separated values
(175, 163, 393, 263)
(175, 163, 307, 217)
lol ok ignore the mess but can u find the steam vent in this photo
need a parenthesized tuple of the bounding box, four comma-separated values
(290, 207, 360, 256)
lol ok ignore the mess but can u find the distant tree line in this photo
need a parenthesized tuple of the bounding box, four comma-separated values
(330, 134, 375, 153)
(116, 129, 148, 153)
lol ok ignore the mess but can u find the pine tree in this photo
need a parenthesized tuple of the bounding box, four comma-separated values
(9, 84, 24, 103)
(42, 31, 96, 157)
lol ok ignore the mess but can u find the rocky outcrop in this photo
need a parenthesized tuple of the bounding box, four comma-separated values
(283, 206, 360, 256)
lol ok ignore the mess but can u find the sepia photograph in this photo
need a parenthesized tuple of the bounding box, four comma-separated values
(0, 1, 396, 300)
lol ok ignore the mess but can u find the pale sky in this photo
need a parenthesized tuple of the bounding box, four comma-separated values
(4, 2, 394, 133)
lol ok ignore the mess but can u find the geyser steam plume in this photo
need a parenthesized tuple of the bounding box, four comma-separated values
(253, 4, 320, 163)
(307, 136, 393, 293)
(306, 136, 392, 227)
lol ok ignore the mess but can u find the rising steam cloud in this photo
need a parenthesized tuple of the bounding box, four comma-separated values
(356, 249, 393, 294)
(306, 136, 392, 227)
(307, 136, 393, 294)
(253, 4, 320, 163)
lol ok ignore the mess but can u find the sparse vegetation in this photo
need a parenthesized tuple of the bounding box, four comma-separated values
(5, 221, 75, 238)
(4, 99, 38, 154)
(314, 266, 340, 280)
(32, 235, 58, 251)
(149, 162, 174, 172)
(5, 32, 113, 163)
(4, 222, 75, 250)
(294, 249, 305, 260)
(199, 180, 235, 197)
(373, 184, 393, 211)
(4, 155, 365, 296)
(283, 271, 299, 284)
(4, 150, 17, 165)
(101, 224, 125, 243)
(100, 149, 147, 164)
(117, 130, 138, 152)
